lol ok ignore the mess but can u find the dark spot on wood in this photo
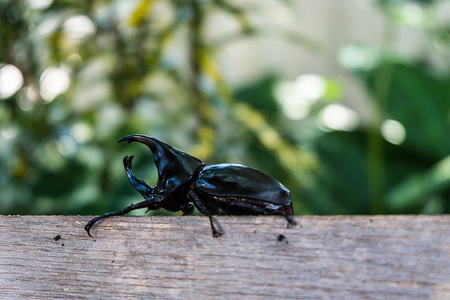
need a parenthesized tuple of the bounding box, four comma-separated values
(276, 234, 289, 244)
(53, 235, 62, 241)
(277, 234, 285, 242)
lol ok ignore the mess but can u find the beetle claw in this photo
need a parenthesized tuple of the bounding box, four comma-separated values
(209, 216, 224, 237)
(285, 215, 297, 228)
(212, 231, 223, 238)
(85, 223, 94, 237)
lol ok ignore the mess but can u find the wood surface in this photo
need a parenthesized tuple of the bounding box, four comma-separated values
(1, 215, 449, 299)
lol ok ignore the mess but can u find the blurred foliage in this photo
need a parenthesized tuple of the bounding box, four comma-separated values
(0, 0, 449, 216)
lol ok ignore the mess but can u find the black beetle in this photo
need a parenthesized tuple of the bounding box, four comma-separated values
(85, 134, 296, 237)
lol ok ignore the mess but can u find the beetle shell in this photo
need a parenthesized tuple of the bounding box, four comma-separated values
(196, 164, 291, 205)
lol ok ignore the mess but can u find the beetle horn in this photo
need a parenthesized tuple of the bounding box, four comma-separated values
(123, 155, 156, 199)
(119, 135, 204, 192)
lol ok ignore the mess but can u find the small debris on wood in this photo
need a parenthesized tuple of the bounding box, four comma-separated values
(277, 234, 288, 244)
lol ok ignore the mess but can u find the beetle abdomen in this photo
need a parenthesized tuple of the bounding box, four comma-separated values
(195, 164, 291, 206)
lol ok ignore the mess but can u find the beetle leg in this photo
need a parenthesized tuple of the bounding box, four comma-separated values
(284, 215, 297, 228)
(144, 202, 161, 214)
(85, 198, 159, 237)
(181, 203, 194, 216)
(187, 190, 224, 237)
(226, 201, 297, 229)
(208, 216, 223, 238)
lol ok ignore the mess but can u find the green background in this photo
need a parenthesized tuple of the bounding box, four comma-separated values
(1, 0, 449, 216)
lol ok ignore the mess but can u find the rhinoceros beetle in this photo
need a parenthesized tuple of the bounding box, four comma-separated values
(85, 134, 296, 237)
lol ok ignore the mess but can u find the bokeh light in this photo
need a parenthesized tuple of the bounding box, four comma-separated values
(63, 15, 96, 39)
(0, 64, 24, 99)
(319, 104, 359, 131)
(39, 67, 71, 102)
(339, 45, 379, 71)
(381, 119, 406, 145)
(0, 125, 19, 140)
(27, 0, 53, 10)
(275, 74, 326, 121)
(17, 87, 39, 111)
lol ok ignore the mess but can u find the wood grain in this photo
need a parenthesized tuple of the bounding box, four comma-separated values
(0, 215, 449, 299)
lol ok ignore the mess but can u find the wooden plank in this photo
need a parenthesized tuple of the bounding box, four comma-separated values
(0, 215, 449, 299)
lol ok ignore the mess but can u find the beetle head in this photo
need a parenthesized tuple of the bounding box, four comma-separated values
(119, 135, 204, 193)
